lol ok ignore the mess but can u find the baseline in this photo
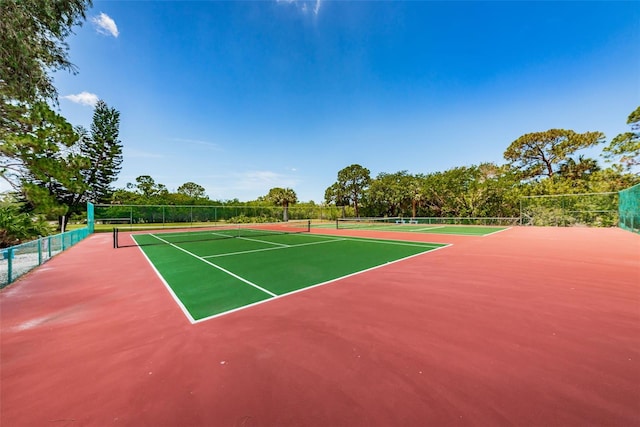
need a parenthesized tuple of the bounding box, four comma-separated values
(193, 243, 451, 323)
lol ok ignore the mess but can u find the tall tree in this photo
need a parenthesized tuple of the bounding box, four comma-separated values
(324, 182, 350, 218)
(126, 175, 169, 202)
(603, 106, 640, 171)
(422, 164, 520, 218)
(408, 174, 425, 218)
(266, 187, 297, 221)
(0, 0, 92, 104)
(177, 182, 207, 199)
(557, 155, 601, 181)
(366, 171, 414, 217)
(504, 129, 605, 179)
(0, 102, 89, 228)
(328, 164, 370, 217)
(78, 100, 123, 203)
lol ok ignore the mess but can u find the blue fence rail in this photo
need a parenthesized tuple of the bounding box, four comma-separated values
(1, 227, 92, 288)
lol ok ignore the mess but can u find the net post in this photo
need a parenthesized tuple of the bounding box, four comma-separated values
(336, 219, 339, 229)
(113, 228, 118, 248)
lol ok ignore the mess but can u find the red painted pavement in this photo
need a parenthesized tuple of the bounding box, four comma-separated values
(1, 227, 638, 426)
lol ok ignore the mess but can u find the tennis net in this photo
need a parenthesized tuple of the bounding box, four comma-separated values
(336, 217, 405, 229)
(114, 220, 311, 248)
(336, 216, 519, 229)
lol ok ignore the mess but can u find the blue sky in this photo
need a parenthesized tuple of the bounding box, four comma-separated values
(47, 1, 640, 202)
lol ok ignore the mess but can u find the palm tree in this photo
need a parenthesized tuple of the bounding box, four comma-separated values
(266, 187, 298, 221)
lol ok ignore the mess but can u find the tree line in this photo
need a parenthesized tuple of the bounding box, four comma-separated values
(1, 0, 638, 246)
(324, 117, 639, 219)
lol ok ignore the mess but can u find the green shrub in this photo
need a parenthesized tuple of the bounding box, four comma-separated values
(0, 205, 52, 248)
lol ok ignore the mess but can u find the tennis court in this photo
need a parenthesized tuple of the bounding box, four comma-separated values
(122, 224, 446, 321)
(1, 225, 638, 426)
(314, 217, 511, 236)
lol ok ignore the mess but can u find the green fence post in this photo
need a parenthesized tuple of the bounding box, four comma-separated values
(38, 237, 42, 265)
(7, 248, 13, 284)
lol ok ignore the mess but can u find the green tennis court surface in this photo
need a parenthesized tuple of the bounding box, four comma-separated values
(316, 220, 508, 236)
(133, 230, 446, 322)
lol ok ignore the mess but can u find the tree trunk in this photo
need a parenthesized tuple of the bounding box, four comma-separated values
(58, 215, 69, 232)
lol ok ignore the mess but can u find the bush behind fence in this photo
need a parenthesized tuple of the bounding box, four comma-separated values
(519, 192, 619, 227)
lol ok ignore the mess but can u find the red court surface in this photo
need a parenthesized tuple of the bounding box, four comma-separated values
(1, 226, 639, 426)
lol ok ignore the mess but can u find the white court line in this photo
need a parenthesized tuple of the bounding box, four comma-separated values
(148, 233, 277, 298)
(481, 226, 512, 237)
(412, 226, 446, 232)
(236, 236, 289, 247)
(202, 238, 346, 259)
(136, 231, 448, 324)
(329, 236, 444, 249)
(193, 243, 453, 323)
(133, 238, 196, 324)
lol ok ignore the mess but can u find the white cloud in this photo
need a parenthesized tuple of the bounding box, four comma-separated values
(62, 91, 99, 107)
(92, 12, 119, 38)
(277, 0, 322, 16)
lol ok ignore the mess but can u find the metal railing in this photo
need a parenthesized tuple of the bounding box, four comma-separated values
(1, 227, 91, 288)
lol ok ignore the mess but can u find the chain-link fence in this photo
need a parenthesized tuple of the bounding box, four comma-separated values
(94, 204, 351, 229)
(619, 183, 640, 234)
(519, 193, 619, 227)
(1, 227, 92, 288)
(1, 203, 94, 288)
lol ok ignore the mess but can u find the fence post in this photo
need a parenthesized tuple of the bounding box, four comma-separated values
(7, 248, 13, 284)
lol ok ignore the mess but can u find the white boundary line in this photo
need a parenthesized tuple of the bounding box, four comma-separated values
(193, 243, 452, 323)
(202, 238, 346, 259)
(133, 231, 450, 324)
(480, 226, 513, 237)
(412, 226, 447, 232)
(236, 236, 289, 247)
(134, 242, 197, 324)
(322, 235, 445, 249)
(148, 233, 277, 297)
(339, 223, 513, 237)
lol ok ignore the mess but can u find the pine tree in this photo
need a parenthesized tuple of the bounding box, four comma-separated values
(79, 100, 123, 203)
